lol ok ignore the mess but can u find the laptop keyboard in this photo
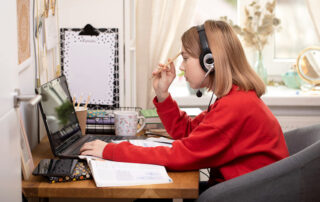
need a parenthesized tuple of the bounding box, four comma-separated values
(71, 135, 124, 155)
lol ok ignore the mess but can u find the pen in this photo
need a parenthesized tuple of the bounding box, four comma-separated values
(152, 141, 172, 145)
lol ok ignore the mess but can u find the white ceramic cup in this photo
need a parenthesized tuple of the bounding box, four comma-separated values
(114, 111, 146, 136)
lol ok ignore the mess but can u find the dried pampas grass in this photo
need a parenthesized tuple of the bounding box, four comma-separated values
(221, 0, 281, 52)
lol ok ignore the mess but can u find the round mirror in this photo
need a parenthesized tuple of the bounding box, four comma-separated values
(296, 47, 320, 85)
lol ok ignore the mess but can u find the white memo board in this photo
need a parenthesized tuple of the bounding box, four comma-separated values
(60, 28, 120, 108)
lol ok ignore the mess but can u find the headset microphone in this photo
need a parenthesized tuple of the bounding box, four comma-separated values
(196, 89, 203, 98)
(196, 66, 214, 97)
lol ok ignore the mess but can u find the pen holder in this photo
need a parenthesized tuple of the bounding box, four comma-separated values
(75, 107, 88, 135)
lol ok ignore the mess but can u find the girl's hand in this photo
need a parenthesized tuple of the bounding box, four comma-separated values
(80, 140, 108, 158)
(152, 60, 176, 102)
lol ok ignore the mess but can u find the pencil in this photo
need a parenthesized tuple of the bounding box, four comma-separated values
(152, 52, 181, 78)
(77, 95, 83, 109)
(84, 95, 91, 109)
(161, 52, 181, 70)
(72, 96, 76, 107)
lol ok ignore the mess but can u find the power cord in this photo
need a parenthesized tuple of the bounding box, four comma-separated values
(200, 170, 209, 179)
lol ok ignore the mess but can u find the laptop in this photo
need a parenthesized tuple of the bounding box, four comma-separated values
(36, 75, 138, 158)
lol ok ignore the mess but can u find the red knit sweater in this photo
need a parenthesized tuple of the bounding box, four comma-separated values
(103, 85, 289, 181)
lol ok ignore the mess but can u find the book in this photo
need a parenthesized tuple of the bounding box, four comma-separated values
(141, 108, 202, 124)
(86, 124, 114, 134)
(86, 117, 114, 125)
(140, 108, 161, 124)
(79, 155, 172, 187)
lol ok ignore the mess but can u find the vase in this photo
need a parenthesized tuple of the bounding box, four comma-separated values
(254, 50, 268, 84)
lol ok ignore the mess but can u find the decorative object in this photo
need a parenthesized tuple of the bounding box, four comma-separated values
(18, 111, 34, 180)
(282, 65, 303, 89)
(296, 46, 320, 91)
(221, 0, 281, 84)
(16, 0, 31, 69)
(255, 50, 267, 84)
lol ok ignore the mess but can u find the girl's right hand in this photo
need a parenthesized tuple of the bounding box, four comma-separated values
(152, 60, 176, 102)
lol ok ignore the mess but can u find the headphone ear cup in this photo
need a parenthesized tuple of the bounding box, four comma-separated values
(199, 52, 207, 72)
(199, 51, 214, 72)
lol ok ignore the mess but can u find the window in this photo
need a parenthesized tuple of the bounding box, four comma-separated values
(169, 0, 320, 106)
(275, 0, 319, 59)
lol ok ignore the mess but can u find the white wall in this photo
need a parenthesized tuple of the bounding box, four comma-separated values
(58, 0, 126, 106)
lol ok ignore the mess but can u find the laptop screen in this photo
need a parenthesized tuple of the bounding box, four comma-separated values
(37, 76, 81, 150)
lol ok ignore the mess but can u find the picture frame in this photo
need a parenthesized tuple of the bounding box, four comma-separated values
(17, 0, 32, 72)
(18, 111, 34, 180)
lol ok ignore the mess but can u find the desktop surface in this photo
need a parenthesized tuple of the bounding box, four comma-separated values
(22, 136, 199, 199)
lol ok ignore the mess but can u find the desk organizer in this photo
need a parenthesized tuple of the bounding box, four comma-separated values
(86, 106, 142, 134)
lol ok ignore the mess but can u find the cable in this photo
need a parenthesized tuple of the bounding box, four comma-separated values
(207, 92, 215, 112)
(200, 170, 209, 179)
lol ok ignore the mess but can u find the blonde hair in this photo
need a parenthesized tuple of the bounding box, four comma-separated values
(181, 20, 265, 98)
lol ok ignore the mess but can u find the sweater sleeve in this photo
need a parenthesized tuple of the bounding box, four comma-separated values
(102, 102, 237, 171)
(153, 94, 206, 139)
(102, 123, 234, 170)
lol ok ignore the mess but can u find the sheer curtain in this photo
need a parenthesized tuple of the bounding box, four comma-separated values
(305, 0, 320, 40)
(135, 0, 199, 109)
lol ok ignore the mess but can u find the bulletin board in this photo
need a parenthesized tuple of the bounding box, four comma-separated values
(60, 28, 119, 108)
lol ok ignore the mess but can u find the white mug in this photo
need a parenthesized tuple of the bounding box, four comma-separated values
(114, 111, 146, 136)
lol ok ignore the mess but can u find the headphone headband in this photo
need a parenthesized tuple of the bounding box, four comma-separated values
(197, 25, 210, 52)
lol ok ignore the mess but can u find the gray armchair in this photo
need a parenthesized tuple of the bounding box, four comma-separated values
(197, 124, 320, 202)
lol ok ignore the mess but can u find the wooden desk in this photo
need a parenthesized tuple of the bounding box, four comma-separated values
(22, 137, 199, 200)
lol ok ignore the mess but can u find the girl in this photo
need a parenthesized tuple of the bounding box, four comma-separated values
(80, 20, 289, 188)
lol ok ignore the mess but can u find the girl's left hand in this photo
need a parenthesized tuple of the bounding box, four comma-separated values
(79, 140, 108, 158)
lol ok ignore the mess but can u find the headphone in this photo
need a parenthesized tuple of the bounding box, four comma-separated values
(197, 24, 215, 73)
(196, 24, 215, 97)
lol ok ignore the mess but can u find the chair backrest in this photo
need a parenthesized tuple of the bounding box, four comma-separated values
(197, 124, 320, 202)
(284, 124, 320, 155)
